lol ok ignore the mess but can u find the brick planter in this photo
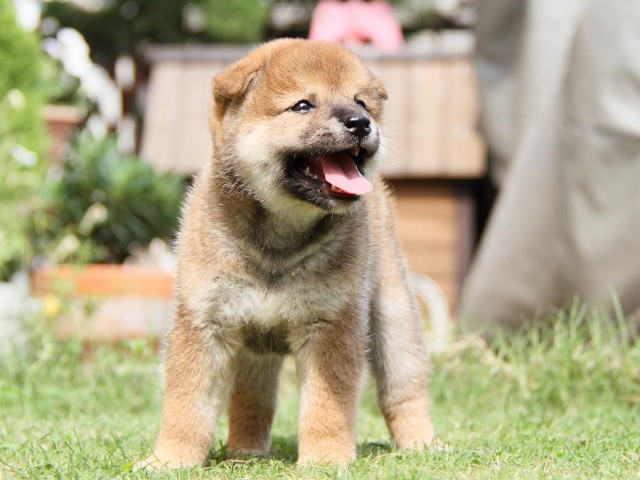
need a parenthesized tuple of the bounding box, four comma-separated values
(44, 105, 85, 162)
(31, 265, 174, 341)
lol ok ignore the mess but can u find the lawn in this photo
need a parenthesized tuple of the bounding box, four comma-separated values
(1, 303, 639, 479)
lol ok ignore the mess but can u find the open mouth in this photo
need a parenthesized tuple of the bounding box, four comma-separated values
(286, 147, 372, 203)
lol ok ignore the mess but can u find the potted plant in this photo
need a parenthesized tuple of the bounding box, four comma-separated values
(41, 58, 87, 162)
(31, 132, 185, 340)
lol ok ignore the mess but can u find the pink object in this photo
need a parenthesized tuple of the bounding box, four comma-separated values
(320, 153, 373, 195)
(309, 0, 404, 52)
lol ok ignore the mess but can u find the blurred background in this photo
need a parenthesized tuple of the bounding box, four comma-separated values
(2, 0, 480, 342)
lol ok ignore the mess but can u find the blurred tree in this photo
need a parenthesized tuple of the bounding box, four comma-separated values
(43, 0, 203, 65)
(202, 0, 271, 43)
(0, 0, 47, 154)
(0, 0, 48, 280)
(43, 0, 272, 66)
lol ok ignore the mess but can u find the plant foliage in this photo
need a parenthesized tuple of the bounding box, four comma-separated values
(33, 134, 185, 264)
(202, 0, 271, 43)
(0, 0, 47, 153)
(43, 0, 271, 65)
(0, 0, 48, 280)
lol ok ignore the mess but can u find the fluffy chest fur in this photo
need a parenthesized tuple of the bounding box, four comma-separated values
(176, 186, 375, 340)
(186, 272, 358, 328)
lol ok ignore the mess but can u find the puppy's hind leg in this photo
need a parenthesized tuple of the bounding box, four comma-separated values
(370, 279, 436, 450)
(226, 353, 283, 458)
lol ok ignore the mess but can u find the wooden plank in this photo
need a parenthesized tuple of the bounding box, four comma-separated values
(370, 61, 408, 177)
(443, 60, 485, 177)
(175, 63, 213, 174)
(405, 61, 446, 176)
(141, 62, 184, 172)
(142, 52, 485, 178)
(142, 62, 227, 174)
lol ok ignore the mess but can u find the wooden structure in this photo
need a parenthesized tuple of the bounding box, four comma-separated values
(141, 38, 484, 312)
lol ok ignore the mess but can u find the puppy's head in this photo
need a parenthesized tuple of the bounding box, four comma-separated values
(212, 39, 387, 214)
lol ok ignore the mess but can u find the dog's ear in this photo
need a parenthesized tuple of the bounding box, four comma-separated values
(211, 39, 299, 124)
(370, 73, 388, 101)
(212, 58, 261, 103)
(211, 56, 263, 127)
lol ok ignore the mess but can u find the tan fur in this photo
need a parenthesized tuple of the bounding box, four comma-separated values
(141, 39, 435, 470)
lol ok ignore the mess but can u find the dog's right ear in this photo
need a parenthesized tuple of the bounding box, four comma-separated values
(213, 59, 260, 103)
(211, 56, 263, 124)
(211, 39, 299, 125)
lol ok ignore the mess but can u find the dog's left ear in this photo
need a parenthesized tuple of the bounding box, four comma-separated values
(370, 73, 388, 101)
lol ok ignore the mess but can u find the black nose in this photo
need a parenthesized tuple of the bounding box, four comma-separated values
(343, 115, 371, 139)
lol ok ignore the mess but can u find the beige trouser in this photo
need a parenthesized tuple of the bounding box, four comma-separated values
(461, 0, 640, 334)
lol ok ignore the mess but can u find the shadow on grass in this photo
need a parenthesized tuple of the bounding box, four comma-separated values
(206, 436, 395, 466)
(358, 440, 394, 457)
(206, 435, 298, 466)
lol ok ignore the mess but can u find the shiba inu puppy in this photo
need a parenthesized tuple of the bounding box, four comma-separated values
(142, 38, 435, 469)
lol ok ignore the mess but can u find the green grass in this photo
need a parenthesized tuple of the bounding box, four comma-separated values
(2, 302, 640, 479)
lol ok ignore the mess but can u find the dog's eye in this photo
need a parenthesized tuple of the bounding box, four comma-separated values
(290, 100, 314, 113)
(355, 99, 367, 110)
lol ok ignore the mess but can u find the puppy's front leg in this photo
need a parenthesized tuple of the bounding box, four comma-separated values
(371, 280, 435, 450)
(294, 319, 366, 465)
(143, 311, 238, 470)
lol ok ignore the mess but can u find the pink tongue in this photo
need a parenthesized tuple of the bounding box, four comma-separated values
(319, 153, 373, 196)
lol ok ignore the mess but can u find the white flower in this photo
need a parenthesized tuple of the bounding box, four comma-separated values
(114, 55, 135, 90)
(43, 37, 61, 60)
(69, 0, 112, 13)
(81, 66, 121, 125)
(52, 234, 80, 262)
(435, 0, 460, 16)
(6, 89, 26, 110)
(11, 145, 38, 167)
(47, 165, 64, 182)
(183, 3, 206, 33)
(117, 115, 136, 154)
(86, 113, 108, 140)
(12, 0, 42, 32)
(79, 202, 108, 236)
(53, 28, 122, 126)
(57, 28, 92, 78)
